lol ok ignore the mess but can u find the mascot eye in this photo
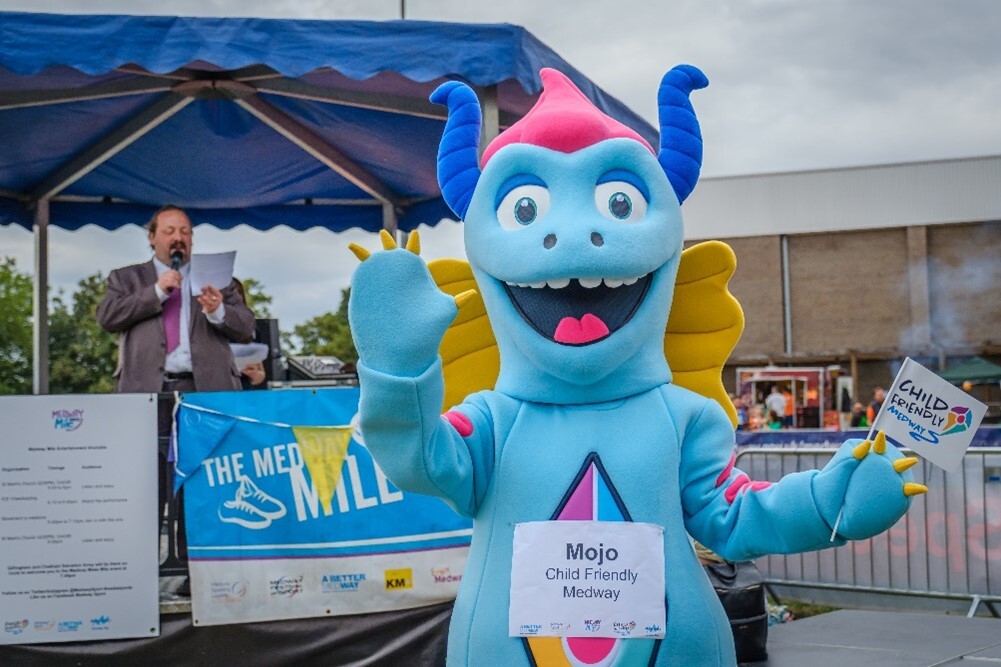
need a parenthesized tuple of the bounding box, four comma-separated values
(497, 185, 550, 230)
(595, 181, 647, 222)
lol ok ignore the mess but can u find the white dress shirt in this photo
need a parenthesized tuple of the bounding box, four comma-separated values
(152, 257, 225, 373)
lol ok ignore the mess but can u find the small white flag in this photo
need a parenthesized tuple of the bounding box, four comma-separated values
(871, 357, 987, 473)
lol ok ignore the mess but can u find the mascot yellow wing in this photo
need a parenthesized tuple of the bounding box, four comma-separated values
(663, 241, 744, 428)
(429, 241, 744, 425)
(428, 259, 500, 411)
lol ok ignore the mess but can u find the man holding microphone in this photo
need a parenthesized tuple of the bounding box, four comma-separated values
(97, 205, 255, 583)
(97, 205, 255, 395)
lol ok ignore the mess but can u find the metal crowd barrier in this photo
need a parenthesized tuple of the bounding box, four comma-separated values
(737, 446, 1001, 617)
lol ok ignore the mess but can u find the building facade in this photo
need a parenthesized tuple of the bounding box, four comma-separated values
(682, 155, 1001, 419)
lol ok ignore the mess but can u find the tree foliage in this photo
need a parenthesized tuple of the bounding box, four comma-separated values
(48, 272, 117, 394)
(285, 287, 357, 363)
(240, 277, 274, 319)
(0, 259, 117, 395)
(0, 257, 33, 394)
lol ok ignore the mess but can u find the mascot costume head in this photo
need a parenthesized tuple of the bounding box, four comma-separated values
(348, 65, 923, 667)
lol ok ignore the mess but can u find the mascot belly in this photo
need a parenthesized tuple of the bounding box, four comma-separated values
(348, 65, 925, 666)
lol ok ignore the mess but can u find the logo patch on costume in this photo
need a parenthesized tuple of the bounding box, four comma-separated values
(521, 453, 662, 667)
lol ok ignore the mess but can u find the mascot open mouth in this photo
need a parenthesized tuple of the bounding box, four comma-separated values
(502, 274, 653, 346)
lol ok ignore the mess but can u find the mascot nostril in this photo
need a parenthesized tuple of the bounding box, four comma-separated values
(543, 233, 557, 249)
(590, 232, 604, 247)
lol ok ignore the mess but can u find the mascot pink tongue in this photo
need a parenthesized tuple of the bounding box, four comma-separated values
(554, 313, 610, 344)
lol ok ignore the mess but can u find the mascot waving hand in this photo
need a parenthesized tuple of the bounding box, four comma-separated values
(348, 66, 925, 667)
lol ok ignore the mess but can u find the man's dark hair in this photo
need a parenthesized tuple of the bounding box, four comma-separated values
(146, 204, 187, 235)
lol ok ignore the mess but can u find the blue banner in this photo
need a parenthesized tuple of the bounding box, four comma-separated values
(174, 387, 472, 625)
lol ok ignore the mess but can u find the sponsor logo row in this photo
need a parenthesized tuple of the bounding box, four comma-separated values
(518, 619, 652, 637)
(4, 616, 110, 635)
(208, 566, 462, 604)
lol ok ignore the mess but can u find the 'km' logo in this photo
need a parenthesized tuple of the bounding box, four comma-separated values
(384, 568, 413, 591)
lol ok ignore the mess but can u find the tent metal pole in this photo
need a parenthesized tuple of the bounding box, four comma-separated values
(383, 203, 399, 240)
(478, 85, 499, 158)
(237, 96, 400, 208)
(0, 78, 171, 111)
(253, 78, 519, 127)
(33, 199, 50, 395)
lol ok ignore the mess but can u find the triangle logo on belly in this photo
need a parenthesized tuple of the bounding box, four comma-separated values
(522, 453, 662, 667)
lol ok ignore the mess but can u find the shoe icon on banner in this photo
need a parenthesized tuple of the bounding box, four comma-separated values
(218, 476, 287, 529)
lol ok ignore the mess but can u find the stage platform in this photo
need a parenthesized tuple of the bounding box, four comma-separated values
(4, 605, 998, 665)
(751, 609, 1001, 666)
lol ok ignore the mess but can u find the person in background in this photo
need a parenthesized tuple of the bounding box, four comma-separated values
(764, 385, 787, 425)
(781, 387, 794, 427)
(96, 205, 256, 394)
(850, 401, 868, 428)
(96, 205, 255, 592)
(866, 387, 886, 424)
(231, 278, 268, 389)
(732, 394, 748, 431)
(765, 409, 784, 430)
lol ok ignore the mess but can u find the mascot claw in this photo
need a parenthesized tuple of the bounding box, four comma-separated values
(851, 431, 928, 499)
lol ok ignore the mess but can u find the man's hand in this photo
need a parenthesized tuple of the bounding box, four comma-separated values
(197, 285, 224, 314)
(157, 270, 182, 294)
(241, 362, 266, 386)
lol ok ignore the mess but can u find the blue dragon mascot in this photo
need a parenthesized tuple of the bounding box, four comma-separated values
(347, 65, 926, 666)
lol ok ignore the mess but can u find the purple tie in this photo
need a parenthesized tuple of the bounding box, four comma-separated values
(163, 288, 181, 354)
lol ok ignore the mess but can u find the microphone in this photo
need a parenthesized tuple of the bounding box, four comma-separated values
(167, 250, 183, 293)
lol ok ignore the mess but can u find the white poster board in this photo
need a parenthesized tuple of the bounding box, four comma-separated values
(0, 394, 159, 644)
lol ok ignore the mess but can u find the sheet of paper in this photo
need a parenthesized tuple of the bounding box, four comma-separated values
(871, 357, 987, 473)
(230, 342, 269, 366)
(189, 251, 236, 294)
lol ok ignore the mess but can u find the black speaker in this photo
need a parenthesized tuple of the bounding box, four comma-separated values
(254, 318, 284, 382)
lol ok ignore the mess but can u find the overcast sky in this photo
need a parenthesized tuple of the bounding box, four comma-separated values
(2, 0, 1000, 333)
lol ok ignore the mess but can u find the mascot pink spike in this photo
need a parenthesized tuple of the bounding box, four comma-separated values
(348, 65, 925, 666)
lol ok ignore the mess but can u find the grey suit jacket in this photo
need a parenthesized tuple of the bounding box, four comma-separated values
(96, 260, 256, 393)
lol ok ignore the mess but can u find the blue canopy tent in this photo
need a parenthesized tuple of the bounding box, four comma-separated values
(0, 11, 655, 392)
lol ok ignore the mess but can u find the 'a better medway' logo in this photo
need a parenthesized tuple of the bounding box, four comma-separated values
(52, 409, 84, 431)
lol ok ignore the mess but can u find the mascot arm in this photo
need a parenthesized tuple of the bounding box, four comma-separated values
(357, 359, 496, 517)
(679, 399, 923, 562)
(679, 399, 840, 561)
(349, 231, 495, 516)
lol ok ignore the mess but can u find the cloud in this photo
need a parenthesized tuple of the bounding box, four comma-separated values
(3, 0, 1000, 328)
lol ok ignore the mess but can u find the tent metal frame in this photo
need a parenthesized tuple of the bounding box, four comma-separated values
(12, 64, 500, 393)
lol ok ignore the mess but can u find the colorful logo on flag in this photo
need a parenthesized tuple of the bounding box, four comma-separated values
(939, 406, 972, 437)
